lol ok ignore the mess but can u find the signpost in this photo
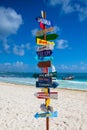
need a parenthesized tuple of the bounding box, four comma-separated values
(34, 11, 59, 130)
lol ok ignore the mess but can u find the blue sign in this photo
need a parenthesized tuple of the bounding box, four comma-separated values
(36, 17, 52, 26)
(38, 76, 52, 83)
(35, 55, 53, 61)
(36, 81, 59, 88)
(37, 50, 52, 57)
(34, 111, 58, 119)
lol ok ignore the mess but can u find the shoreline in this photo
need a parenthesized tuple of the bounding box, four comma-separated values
(0, 81, 87, 92)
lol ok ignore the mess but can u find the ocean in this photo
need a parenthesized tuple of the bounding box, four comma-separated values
(0, 72, 87, 90)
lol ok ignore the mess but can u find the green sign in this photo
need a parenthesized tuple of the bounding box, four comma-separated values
(36, 33, 59, 41)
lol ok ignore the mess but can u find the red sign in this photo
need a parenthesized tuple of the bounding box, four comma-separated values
(38, 61, 51, 68)
(34, 92, 58, 99)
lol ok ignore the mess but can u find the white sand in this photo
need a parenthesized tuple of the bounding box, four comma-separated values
(0, 82, 87, 130)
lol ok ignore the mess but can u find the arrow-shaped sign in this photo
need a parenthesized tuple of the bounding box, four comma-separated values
(36, 38, 55, 46)
(34, 111, 58, 119)
(34, 92, 58, 99)
(36, 33, 59, 41)
(36, 81, 59, 88)
(35, 55, 53, 62)
(37, 44, 54, 51)
(36, 27, 54, 36)
(38, 61, 51, 68)
(36, 17, 52, 26)
(37, 50, 52, 57)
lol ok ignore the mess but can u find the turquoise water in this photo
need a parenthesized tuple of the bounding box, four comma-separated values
(0, 72, 87, 90)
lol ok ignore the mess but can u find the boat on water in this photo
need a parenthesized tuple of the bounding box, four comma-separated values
(62, 74, 74, 80)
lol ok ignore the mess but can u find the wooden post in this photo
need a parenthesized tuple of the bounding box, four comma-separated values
(41, 11, 49, 130)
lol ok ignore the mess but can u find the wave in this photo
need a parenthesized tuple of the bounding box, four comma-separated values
(0, 77, 87, 90)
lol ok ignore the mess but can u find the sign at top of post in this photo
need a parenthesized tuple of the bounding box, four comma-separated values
(36, 17, 52, 26)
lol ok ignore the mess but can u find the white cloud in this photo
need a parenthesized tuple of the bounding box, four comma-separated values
(31, 28, 38, 36)
(0, 6, 23, 51)
(48, 0, 87, 21)
(13, 43, 30, 56)
(57, 39, 68, 49)
(13, 45, 24, 56)
(0, 61, 29, 72)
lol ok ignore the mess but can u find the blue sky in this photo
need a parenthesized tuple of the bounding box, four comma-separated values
(0, 0, 87, 72)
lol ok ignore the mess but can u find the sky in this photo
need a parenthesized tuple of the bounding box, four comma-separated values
(0, 0, 87, 73)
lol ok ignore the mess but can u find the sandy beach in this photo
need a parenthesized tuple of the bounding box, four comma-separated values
(0, 82, 87, 130)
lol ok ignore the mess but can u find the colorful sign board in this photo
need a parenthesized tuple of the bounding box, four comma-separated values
(37, 50, 52, 57)
(36, 81, 59, 88)
(33, 72, 57, 79)
(38, 61, 51, 68)
(34, 92, 58, 99)
(34, 111, 58, 119)
(38, 76, 52, 83)
(40, 104, 53, 112)
(36, 17, 52, 26)
(35, 55, 53, 62)
(36, 33, 58, 41)
(37, 44, 54, 51)
(36, 38, 55, 46)
(36, 27, 54, 36)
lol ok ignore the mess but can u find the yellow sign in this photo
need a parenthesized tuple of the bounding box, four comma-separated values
(36, 27, 54, 36)
(46, 98, 50, 108)
(36, 38, 55, 46)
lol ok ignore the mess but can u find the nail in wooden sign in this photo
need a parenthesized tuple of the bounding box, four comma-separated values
(34, 92, 58, 99)
(36, 38, 55, 46)
(34, 111, 58, 118)
(37, 50, 52, 57)
(38, 61, 51, 68)
(36, 27, 54, 36)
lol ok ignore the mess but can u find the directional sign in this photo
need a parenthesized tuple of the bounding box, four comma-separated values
(36, 33, 59, 41)
(37, 44, 54, 51)
(38, 61, 51, 68)
(34, 111, 58, 119)
(36, 38, 55, 46)
(36, 27, 54, 36)
(36, 81, 52, 88)
(36, 50, 52, 57)
(34, 92, 58, 99)
(38, 76, 52, 83)
(46, 98, 50, 107)
(35, 55, 53, 62)
(36, 17, 52, 26)
(33, 72, 57, 78)
(36, 81, 59, 88)
(40, 104, 53, 112)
